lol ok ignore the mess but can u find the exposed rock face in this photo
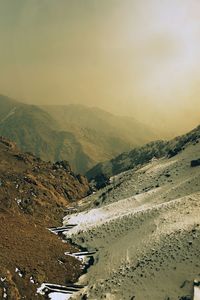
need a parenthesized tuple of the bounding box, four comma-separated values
(191, 159, 200, 167)
(0, 136, 91, 299)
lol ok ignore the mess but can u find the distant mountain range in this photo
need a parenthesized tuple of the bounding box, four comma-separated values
(87, 124, 200, 188)
(0, 94, 158, 173)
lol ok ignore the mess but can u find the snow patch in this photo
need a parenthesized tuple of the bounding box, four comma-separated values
(49, 292, 72, 300)
(0, 107, 17, 124)
(15, 267, 23, 278)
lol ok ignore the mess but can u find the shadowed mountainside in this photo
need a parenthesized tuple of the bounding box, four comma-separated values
(0, 136, 90, 299)
(43, 104, 158, 165)
(0, 95, 91, 173)
(0, 94, 159, 173)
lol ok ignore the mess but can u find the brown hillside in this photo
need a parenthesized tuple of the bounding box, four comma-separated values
(0, 136, 91, 299)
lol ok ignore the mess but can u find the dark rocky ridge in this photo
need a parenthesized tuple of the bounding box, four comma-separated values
(87, 124, 200, 188)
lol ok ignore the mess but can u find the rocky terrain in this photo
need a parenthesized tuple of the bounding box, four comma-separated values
(1, 103, 200, 300)
(0, 136, 91, 299)
(61, 126, 200, 299)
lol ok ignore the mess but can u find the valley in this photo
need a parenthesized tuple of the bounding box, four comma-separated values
(1, 115, 200, 300)
(1, 1, 200, 299)
(0, 95, 159, 174)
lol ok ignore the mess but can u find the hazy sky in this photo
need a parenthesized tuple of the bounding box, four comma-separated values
(0, 0, 200, 134)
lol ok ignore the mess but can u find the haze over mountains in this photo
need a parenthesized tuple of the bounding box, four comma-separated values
(1, 1, 200, 135)
(1, 1, 200, 299)
(0, 94, 159, 174)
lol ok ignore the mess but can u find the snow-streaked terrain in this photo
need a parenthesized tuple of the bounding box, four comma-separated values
(37, 283, 83, 300)
(0, 107, 17, 124)
(63, 141, 200, 299)
(49, 292, 71, 300)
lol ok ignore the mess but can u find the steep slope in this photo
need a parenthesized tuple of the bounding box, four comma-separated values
(62, 131, 200, 300)
(0, 95, 91, 173)
(43, 104, 158, 166)
(86, 124, 200, 187)
(0, 136, 90, 299)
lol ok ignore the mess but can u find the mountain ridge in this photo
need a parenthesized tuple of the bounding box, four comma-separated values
(86, 123, 200, 188)
(0, 95, 93, 173)
(0, 94, 159, 173)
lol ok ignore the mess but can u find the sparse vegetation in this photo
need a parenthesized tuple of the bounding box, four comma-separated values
(0, 136, 90, 298)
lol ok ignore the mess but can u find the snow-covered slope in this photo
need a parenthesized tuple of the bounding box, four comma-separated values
(63, 139, 200, 300)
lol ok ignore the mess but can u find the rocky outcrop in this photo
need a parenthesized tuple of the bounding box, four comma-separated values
(0, 136, 91, 223)
(191, 159, 200, 167)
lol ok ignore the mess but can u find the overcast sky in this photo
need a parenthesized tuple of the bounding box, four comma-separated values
(0, 0, 200, 134)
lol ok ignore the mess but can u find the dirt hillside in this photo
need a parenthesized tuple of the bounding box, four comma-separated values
(0, 136, 90, 299)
